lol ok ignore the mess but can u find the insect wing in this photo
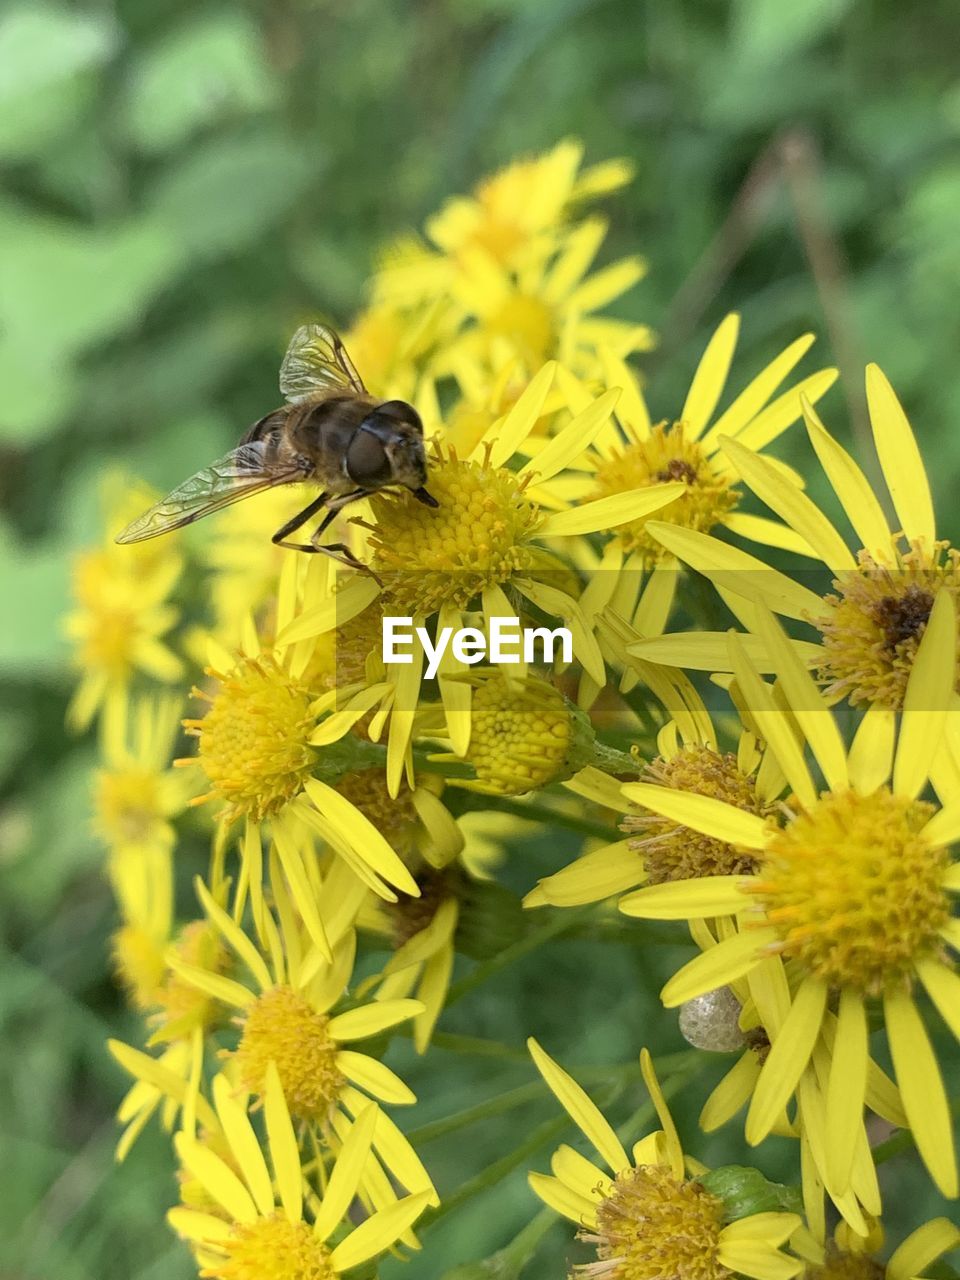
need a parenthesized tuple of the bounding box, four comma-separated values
(115, 441, 307, 544)
(279, 323, 366, 403)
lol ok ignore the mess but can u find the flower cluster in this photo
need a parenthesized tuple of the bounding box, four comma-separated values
(68, 142, 959, 1279)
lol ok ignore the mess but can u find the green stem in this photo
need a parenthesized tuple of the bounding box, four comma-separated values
(590, 738, 642, 777)
(501, 1206, 559, 1273)
(407, 1080, 549, 1146)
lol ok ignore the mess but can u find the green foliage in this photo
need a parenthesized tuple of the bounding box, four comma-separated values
(5, 1, 960, 1276)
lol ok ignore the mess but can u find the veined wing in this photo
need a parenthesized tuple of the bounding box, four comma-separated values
(115, 441, 310, 544)
(279, 323, 366, 403)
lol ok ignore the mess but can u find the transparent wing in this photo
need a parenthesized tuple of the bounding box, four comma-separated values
(115, 441, 309, 544)
(279, 323, 366, 403)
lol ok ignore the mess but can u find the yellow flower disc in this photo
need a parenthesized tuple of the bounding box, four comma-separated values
(756, 789, 949, 992)
(466, 676, 576, 795)
(591, 422, 738, 562)
(185, 656, 316, 822)
(623, 746, 765, 882)
(816, 541, 960, 709)
(209, 1214, 335, 1280)
(487, 292, 556, 367)
(95, 767, 168, 847)
(234, 986, 344, 1122)
(112, 924, 166, 1012)
(368, 447, 543, 615)
(586, 1165, 727, 1280)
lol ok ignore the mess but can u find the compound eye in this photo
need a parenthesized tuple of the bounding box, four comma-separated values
(346, 428, 392, 486)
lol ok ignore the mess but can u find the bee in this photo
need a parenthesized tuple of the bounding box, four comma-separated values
(115, 323, 438, 573)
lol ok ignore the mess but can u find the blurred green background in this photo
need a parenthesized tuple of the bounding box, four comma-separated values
(3, 0, 960, 1275)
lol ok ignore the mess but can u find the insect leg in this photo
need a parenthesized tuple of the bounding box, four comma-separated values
(271, 492, 330, 550)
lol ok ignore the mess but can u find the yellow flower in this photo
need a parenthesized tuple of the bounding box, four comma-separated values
(528, 1040, 802, 1280)
(540, 315, 836, 663)
(525, 663, 778, 909)
(632, 365, 960, 716)
(65, 546, 183, 731)
(619, 600, 960, 1200)
(169, 876, 436, 1203)
(168, 1068, 432, 1280)
(283, 362, 684, 794)
(792, 1215, 960, 1280)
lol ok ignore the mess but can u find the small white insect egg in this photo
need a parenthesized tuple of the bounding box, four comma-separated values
(678, 986, 746, 1053)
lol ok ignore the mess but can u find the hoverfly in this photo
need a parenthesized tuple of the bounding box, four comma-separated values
(115, 323, 438, 573)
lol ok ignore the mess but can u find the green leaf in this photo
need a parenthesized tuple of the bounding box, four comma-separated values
(147, 130, 317, 258)
(123, 13, 277, 154)
(0, 4, 117, 102)
(698, 1166, 803, 1220)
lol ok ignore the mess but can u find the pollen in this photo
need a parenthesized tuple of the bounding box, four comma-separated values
(816, 540, 960, 709)
(623, 746, 765, 882)
(465, 674, 585, 795)
(582, 1164, 728, 1280)
(233, 985, 344, 1123)
(205, 1214, 335, 1280)
(591, 422, 739, 563)
(754, 789, 950, 993)
(184, 655, 316, 822)
(367, 445, 543, 615)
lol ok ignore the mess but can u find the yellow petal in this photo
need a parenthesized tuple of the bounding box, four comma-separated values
(893, 590, 956, 798)
(682, 313, 741, 439)
(329, 1190, 432, 1272)
(538, 482, 684, 537)
(620, 781, 768, 848)
(528, 1171, 599, 1227)
(304, 777, 419, 896)
(750, 606, 848, 791)
(527, 1037, 628, 1172)
(195, 878, 272, 992)
(519, 387, 621, 482)
(660, 927, 777, 1007)
(640, 1048, 683, 1179)
(724, 513, 818, 558)
(703, 332, 815, 448)
(532, 841, 643, 907)
(212, 1074, 274, 1217)
(629, 630, 823, 673)
(167, 1207, 233, 1244)
(916, 958, 960, 1041)
(745, 975, 827, 1144)
(271, 818, 332, 962)
(275, 576, 381, 646)
(164, 953, 255, 1009)
(824, 989, 867, 1196)
(174, 1132, 257, 1225)
(328, 998, 423, 1041)
(887, 1219, 960, 1280)
(313, 1102, 378, 1242)
(644, 523, 823, 620)
(732, 368, 838, 453)
(566, 255, 644, 313)
(619, 874, 751, 920)
(716, 1241, 802, 1280)
(700, 1054, 760, 1132)
(884, 988, 958, 1198)
(514, 579, 605, 685)
(865, 363, 935, 548)
(727, 631, 816, 809)
(721, 1213, 800, 1247)
(264, 1060, 302, 1222)
(802, 396, 892, 562)
(337, 1051, 417, 1104)
(848, 702, 895, 794)
(471, 360, 556, 469)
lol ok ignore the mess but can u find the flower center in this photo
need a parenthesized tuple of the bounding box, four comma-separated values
(466, 675, 581, 795)
(234, 985, 344, 1123)
(816, 540, 960, 709)
(623, 746, 766, 882)
(591, 423, 739, 562)
(806, 1248, 885, 1280)
(388, 868, 460, 947)
(582, 1164, 728, 1280)
(488, 291, 556, 366)
(94, 767, 167, 846)
(367, 446, 543, 615)
(754, 789, 949, 992)
(184, 656, 316, 822)
(208, 1213, 335, 1280)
